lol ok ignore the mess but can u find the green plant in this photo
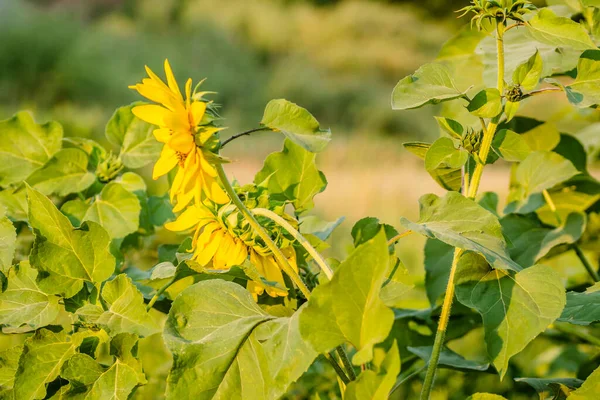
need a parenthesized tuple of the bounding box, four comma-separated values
(0, 1, 600, 399)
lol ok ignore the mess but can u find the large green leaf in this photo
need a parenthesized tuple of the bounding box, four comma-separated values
(570, 366, 600, 400)
(567, 50, 600, 108)
(164, 280, 316, 399)
(526, 9, 596, 50)
(491, 130, 532, 162)
(0, 261, 61, 331)
(0, 212, 16, 274)
(391, 63, 466, 110)
(424, 238, 454, 305)
(455, 254, 565, 379)
(27, 186, 115, 297)
(424, 137, 468, 192)
(400, 192, 521, 271)
(0, 345, 22, 395)
(344, 341, 400, 400)
(260, 99, 331, 152)
(26, 148, 96, 196)
(513, 50, 543, 91)
(300, 230, 394, 364)
(96, 274, 159, 337)
(12, 329, 92, 400)
(559, 283, 600, 325)
(0, 112, 63, 187)
(255, 139, 327, 215)
(501, 213, 586, 268)
(507, 151, 579, 209)
(83, 182, 141, 239)
(105, 103, 161, 168)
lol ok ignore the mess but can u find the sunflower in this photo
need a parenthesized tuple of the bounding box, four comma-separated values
(165, 200, 298, 299)
(129, 59, 228, 211)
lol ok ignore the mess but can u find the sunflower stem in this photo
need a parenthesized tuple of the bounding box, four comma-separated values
(146, 275, 177, 312)
(252, 208, 334, 280)
(323, 353, 351, 384)
(219, 127, 271, 149)
(216, 164, 311, 298)
(336, 345, 357, 381)
(387, 230, 413, 246)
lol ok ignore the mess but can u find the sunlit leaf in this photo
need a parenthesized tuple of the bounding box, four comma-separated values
(0, 261, 61, 331)
(513, 50, 543, 91)
(261, 99, 331, 152)
(27, 186, 115, 297)
(83, 182, 141, 239)
(567, 50, 600, 108)
(255, 139, 327, 215)
(424, 138, 467, 192)
(569, 366, 600, 399)
(0, 112, 62, 187)
(526, 9, 596, 50)
(467, 88, 502, 118)
(391, 63, 466, 110)
(455, 254, 565, 379)
(491, 130, 531, 162)
(299, 215, 344, 241)
(0, 345, 22, 395)
(0, 212, 16, 274)
(400, 192, 521, 271)
(344, 341, 400, 400)
(26, 148, 96, 196)
(300, 230, 394, 364)
(164, 280, 316, 400)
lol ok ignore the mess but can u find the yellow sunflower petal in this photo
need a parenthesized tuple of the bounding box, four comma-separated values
(153, 146, 178, 179)
(189, 101, 207, 127)
(153, 128, 172, 143)
(132, 105, 170, 126)
(168, 132, 195, 154)
(213, 235, 235, 270)
(193, 221, 218, 248)
(145, 65, 170, 91)
(163, 59, 183, 101)
(195, 229, 224, 266)
(164, 206, 201, 231)
(172, 189, 195, 213)
(203, 175, 229, 204)
(185, 78, 192, 106)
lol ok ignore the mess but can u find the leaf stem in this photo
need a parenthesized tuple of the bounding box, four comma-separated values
(216, 164, 312, 298)
(543, 189, 599, 282)
(421, 21, 506, 400)
(219, 127, 271, 149)
(387, 230, 414, 246)
(420, 249, 463, 399)
(336, 345, 357, 381)
(252, 208, 334, 280)
(323, 353, 351, 384)
(146, 275, 177, 311)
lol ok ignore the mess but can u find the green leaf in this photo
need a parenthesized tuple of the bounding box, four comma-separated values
(567, 50, 600, 108)
(105, 103, 161, 168)
(60, 353, 105, 386)
(455, 254, 566, 379)
(344, 341, 400, 400)
(97, 274, 159, 337)
(391, 63, 466, 110)
(400, 192, 522, 271)
(26, 148, 96, 196)
(501, 213, 586, 268)
(260, 99, 331, 152)
(403, 142, 430, 159)
(513, 50, 543, 90)
(0, 187, 28, 222)
(515, 377, 582, 399)
(0, 345, 22, 394)
(255, 139, 327, 215)
(520, 122, 561, 151)
(407, 345, 490, 372)
(424, 238, 454, 305)
(507, 151, 579, 207)
(0, 112, 63, 187)
(467, 89, 503, 118)
(83, 182, 141, 239)
(0, 213, 16, 274)
(85, 360, 143, 400)
(434, 117, 463, 139)
(164, 280, 316, 400)
(569, 366, 600, 400)
(12, 329, 92, 400)
(299, 215, 344, 241)
(504, 101, 519, 123)
(0, 261, 61, 331)
(492, 130, 532, 162)
(526, 9, 596, 50)
(351, 217, 398, 250)
(300, 230, 394, 365)
(536, 190, 600, 226)
(27, 186, 115, 297)
(466, 394, 507, 400)
(424, 138, 467, 192)
(559, 283, 600, 325)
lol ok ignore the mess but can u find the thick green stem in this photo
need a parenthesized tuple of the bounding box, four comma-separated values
(216, 164, 311, 298)
(252, 208, 334, 280)
(324, 353, 351, 384)
(336, 345, 357, 381)
(419, 249, 463, 399)
(146, 275, 177, 311)
(421, 22, 506, 400)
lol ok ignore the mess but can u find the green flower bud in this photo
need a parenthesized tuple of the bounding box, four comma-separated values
(96, 153, 124, 183)
(461, 129, 483, 154)
(506, 85, 524, 102)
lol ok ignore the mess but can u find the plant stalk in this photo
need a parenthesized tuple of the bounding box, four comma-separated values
(219, 127, 271, 149)
(323, 354, 351, 384)
(336, 345, 357, 381)
(252, 208, 334, 280)
(216, 164, 311, 298)
(146, 275, 177, 311)
(421, 21, 506, 400)
(387, 230, 414, 246)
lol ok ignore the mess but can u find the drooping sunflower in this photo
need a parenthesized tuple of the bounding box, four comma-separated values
(129, 59, 228, 211)
(165, 195, 298, 299)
